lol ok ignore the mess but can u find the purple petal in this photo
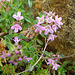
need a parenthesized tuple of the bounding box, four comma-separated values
(15, 51, 19, 54)
(19, 16, 24, 20)
(13, 14, 16, 19)
(18, 57, 22, 61)
(11, 25, 15, 30)
(23, 56, 27, 60)
(14, 28, 18, 33)
(14, 62, 18, 65)
(7, 53, 11, 57)
(17, 11, 21, 16)
(26, 58, 32, 62)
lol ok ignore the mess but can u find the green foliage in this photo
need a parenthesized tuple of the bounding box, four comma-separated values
(1, 64, 16, 75)
(57, 61, 69, 75)
(0, 0, 34, 33)
(0, 0, 75, 75)
(28, 0, 33, 8)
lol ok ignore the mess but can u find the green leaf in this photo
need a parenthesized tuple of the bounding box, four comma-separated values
(44, 51, 50, 56)
(73, 61, 75, 65)
(18, 33, 27, 39)
(36, 39, 43, 45)
(61, 61, 69, 68)
(25, 16, 31, 23)
(28, 0, 32, 8)
(6, 43, 15, 51)
(67, 66, 73, 70)
(29, 67, 34, 71)
(0, 58, 3, 67)
(20, 40, 27, 45)
(40, 32, 46, 38)
(9, 29, 12, 35)
(5, 36, 11, 43)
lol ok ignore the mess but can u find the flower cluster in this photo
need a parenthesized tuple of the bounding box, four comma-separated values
(0, 37, 32, 65)
(34, 11, 63, 41)
(47, 55, 60, 70)
(11, 11, 24, 33)
(0, 52, 11, 59)
(2, 0, 10, 2)
(13, 11, 24, 21)
(0, 50, 32, 65)
(8, 50, 32, 65)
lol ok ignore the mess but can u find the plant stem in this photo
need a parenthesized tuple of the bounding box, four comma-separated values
(15, 40, 48, 75)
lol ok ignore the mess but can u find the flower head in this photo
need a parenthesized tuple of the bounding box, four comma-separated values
(53, 63, 60, 70)
(13, 62, 18, 65)
(23, 56, 27, 60)
(15, 51, 19, 55)
(7, 53, 11, 57)
(26, 58, 32, 62)
(34, 24, 45, 34)
(36, 15, 44, 24)
(47, 59, 55, 65)
(0, 52, 6, 59)
(52, 24, 58, 32)
(6, 0, 10, 1)
(47, 34, 57, 41)
(13, 11, 24, 21)
(11, 24, 22, 33)
(2, 0, 10, 2)
(44, 11, 55, 17)
(18, 57, 22, 61)
(45, 16, 54, 23)
(54, 15, 63, 28)
(17, 45, 22, 50)
(9, 60, 13, 63)
(13, 37, 21, 43)
(44, 25, 53, 35)
(52, 55, 56, 57)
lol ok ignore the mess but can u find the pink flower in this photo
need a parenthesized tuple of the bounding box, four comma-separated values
(2, 0, 5, 1)
(0, 55, 6, 59)
(52, 55, 56, 57)
(34, 24, 45, 34)
(17, 45, 22, 50)
(13, 11, 24, 21)
(55, 58, 58, 61)
(44, 11, 55, 16)
(52, 24, 58, 32)
(46, 16, 54, 23)
(23, 56, 27, 60)
(57, 55, 60, 58)
(13, 37, 21, 43)
(7, 53, 11, 57)
(47, 59, 55, 65)
(47, 34, 57, 41)
(6, 0, 10, 1)
(20, 51, 22, 54)
(54, 15, 63, 28)
(44, 25, 53, 35)
(9, 60, 13, 63)
(11, 24, 22, 33)
(18, 57, 22, 61)
(2, 0, 10, 2)
(36, 15, 44, 24)
(26, 58, 32, 62)
(53, 63, 60, 70)
(15, 51, 19, 54)
(13, 62, 18, 65)
(0, 52, 6, 59)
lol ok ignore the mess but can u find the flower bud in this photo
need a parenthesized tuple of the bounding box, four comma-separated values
(15, 51, 19, 54)
(7, 53, 11, 57)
